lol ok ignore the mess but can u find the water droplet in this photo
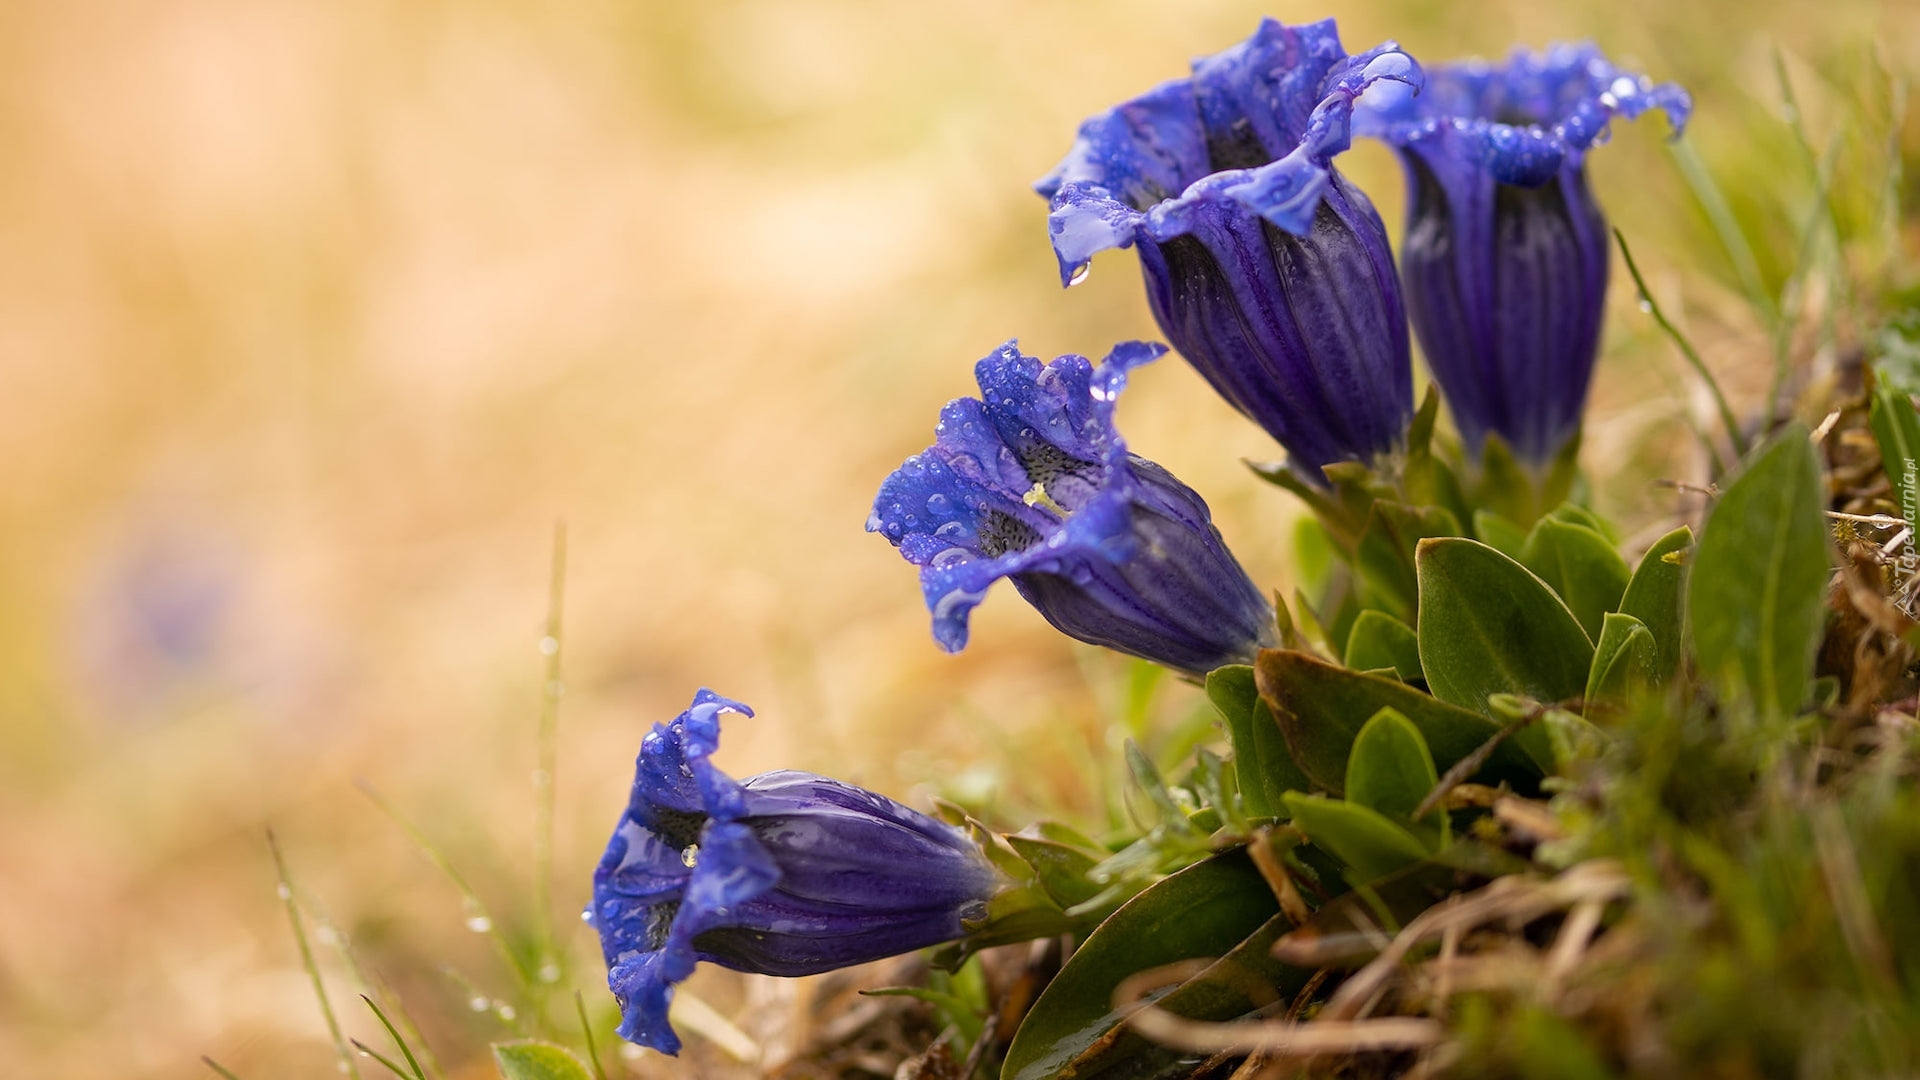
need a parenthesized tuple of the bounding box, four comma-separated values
(540, 963, 562, 983)
(619, 1045, 646, 1062)
(581, 908, 595, 923)
(681, 844, 700, 868)
(316, 925, 340, 947)
(466, 915, 493, 933)
(1638, 299, 1654, 314)
(925, 493, 951, 515)
(1067, 262, 1091, 286)
(531, 768, 550, 789)
(469, 996, 491, 1012)
(276, 884, 292, 901)
(1361, 51, 1414, 82)
(337, 1061, 351, 1074)
(538, 635, 560, 656)
(496, 1005, 517, 1022)
(934, 521, 968, 542)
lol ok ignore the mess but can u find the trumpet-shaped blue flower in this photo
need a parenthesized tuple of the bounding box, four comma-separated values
(869, 341, 1273, 677)
(590, 690, 1002, 1054)
(1355, 44, 1690, 464)
(1037, 19, 1423, 480)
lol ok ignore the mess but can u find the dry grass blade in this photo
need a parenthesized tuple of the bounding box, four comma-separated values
(1319, 861, 1629, 1023)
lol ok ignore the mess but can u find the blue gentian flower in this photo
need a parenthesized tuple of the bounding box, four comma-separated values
(590, 690, 1002, 1054)
(1036, 19, 1423, 481)
(869, 340, 1274, 678)
(1355, 45, 1690, 464)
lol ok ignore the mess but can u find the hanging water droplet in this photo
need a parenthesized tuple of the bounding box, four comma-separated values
(466, 915, 493, 933)
(1067, 262, 1091, 286)
(581, 908, 595, 923)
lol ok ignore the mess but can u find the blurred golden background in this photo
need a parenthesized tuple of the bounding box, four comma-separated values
(0, 0, 1912, 1077)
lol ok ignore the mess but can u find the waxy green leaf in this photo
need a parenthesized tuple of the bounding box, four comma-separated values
(1342, 610, 1423, 682)
(1521, 517, 1632, 639)
(1416, 538, 1595, 717)
(493, 1042, 593, 1080)
(1001, 850, 1303, 1080)
(1688, 424, 1830, 723)
(1282, 793, 1432, 884)
(1356, 501, 1461, 622)
(1207, 666, 1309, 820)
(1618, 525, 1693, 681)
(1344, 708, 1443, 837)
(1472, 509, 1529, 562)
(1585, 612, 1658, 706)
(1255, 650, 1545, 795)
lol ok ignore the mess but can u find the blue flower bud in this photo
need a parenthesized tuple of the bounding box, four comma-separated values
(1037, 19, 1423, 481)
(590, 691, 1002, 1054)
(869, 341, 1274, 677)
(1356, 44, 1690, 464)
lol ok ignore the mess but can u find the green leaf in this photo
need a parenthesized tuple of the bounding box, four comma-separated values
(1282, 794, 1432, 883)
(1004, 831, 1106, 910)
(1206, 666, 1309, 820)
(1001, 851, 1305, 1080)
(1342, 610, 1423, 682)
(1688, 423, 1831, 723)
(1255, 650, 1545, 795)
(1344, 709, 1443, 839)
(1472, 509, 1529, 562)
(1547, 502, 1620, 544)
(1520, 517, 1631, 640)
(1618, 525, 1693, 681)
(1355, 501, 1462, 622)
(1584, 612, 1658, 706)
(1416, 538, 1595, 716)
(492, 1042, 593, 1080)
(1870, 387, 1920, 527)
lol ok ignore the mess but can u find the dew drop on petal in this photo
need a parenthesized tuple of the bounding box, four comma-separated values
(681, 844, 700, 868)
(1068, 262, 1091, 286)
(581, 908, 595, 924)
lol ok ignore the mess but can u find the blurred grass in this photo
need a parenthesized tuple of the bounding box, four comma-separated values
(0, 1, 1913, 1077)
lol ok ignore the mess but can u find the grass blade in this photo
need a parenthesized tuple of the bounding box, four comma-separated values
(1616, 228, 1748, 458)
(201, 1057, 246, 1080)
(350, 1039, 417, 1080)
(357, 779, 532, 996)
(1667, 138, 1776, 326)
(361, 995, 428, 1080)
(532, 521, 569, 1005)
(574, 991, 611, 1080)
(267, 830, 361, 1080)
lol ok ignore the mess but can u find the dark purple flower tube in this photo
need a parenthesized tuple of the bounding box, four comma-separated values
(1036, 19, 1423, 481)
(1355, 45, 1690, 464)
(869, 340, 1274, 678)
(589, 690, 1003, 1054)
